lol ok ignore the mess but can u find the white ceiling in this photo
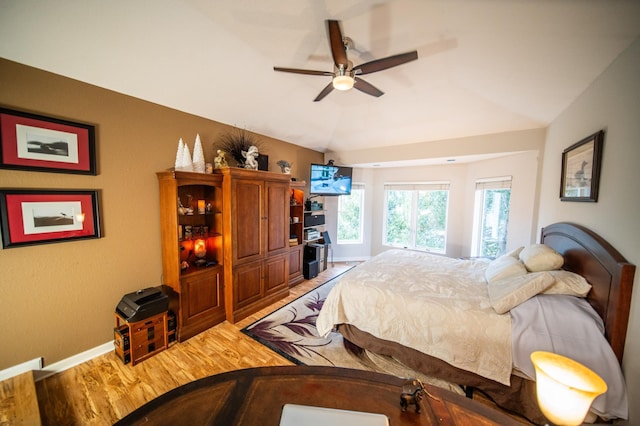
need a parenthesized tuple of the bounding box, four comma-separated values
(1, 0, 639, 162)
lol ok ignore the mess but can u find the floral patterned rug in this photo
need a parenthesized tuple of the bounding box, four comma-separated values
(241, 270, 463, 394)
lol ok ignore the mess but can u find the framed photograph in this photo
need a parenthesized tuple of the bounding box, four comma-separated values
(0, 107, 96, 175)
(0, 189, 101, 248)
(560, 130, 604, 202)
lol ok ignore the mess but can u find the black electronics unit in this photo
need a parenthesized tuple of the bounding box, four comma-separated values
(304, 213, 325, 227)
(115, 287, 169, 322)
(303, 259, 319, 279)
(304, 243, 327, 272)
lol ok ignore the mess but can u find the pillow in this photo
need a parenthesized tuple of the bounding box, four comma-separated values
(519, 244, 564, 272)
(504, 246, 524, 258)
(488, 272, 555, 314)
(542, 270, 592, 297)
(485, 255, 527, 284)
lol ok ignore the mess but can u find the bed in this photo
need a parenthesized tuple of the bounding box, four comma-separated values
(316, 222, 635, 424)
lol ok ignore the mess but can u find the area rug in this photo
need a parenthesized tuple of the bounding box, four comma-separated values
(241, 269, 463, 394)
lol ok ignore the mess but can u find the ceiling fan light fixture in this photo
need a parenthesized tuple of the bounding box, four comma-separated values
(333, 75, 354, 91)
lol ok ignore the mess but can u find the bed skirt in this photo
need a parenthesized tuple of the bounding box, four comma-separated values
(337, 324, 546, 425)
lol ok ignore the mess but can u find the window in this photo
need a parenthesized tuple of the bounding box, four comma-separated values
(337, 183, 364, 244)
(471, 177, 512, 258)
(383, 182, 450, 253)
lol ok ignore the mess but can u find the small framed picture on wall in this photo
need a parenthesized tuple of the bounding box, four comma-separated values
(560, 130, 604, 202)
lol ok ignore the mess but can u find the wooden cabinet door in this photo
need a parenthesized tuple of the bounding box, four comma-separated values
(288, 244, 304, 287)
(232, 179, 263, 263)
(179, 267, 225, 340)
(265, 180, 289, 255)
(264, 254, 288, 296)
(233, 260, 263, 310)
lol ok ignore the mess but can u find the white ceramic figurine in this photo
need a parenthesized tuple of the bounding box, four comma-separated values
(242, 145, 259, 169)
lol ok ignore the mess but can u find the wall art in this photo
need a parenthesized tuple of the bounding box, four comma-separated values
(0, 189, 101, 248)
(0, 107, 97, 175)
(560, 130, 603, 202)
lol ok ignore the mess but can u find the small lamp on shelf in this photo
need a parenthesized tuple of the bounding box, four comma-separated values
(193, 238, 207, 265)
(530, 351, 607, 426)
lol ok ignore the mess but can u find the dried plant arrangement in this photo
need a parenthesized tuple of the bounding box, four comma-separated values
(217, 127, 264, 167)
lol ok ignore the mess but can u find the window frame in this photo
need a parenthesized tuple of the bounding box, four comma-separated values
(382, 181, 450, 253)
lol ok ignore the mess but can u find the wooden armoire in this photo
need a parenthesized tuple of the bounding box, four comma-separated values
(215, 168, 291, 323)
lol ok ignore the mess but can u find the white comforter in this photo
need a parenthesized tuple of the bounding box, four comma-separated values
(316, 249, 513, 385)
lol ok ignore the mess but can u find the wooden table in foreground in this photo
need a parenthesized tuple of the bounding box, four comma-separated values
(115, 366, 525, 425)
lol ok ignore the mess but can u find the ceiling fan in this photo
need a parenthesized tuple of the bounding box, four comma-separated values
(274, 20, 418, 102)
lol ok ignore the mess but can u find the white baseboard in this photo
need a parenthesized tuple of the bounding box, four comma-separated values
(33, 341, 114, 382)
(1, 341, 113, 382)
(0, 357, 43, 382)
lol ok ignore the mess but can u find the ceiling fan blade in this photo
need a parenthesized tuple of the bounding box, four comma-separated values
(353, 51, 418, 75)
(353, 78, 384, 97)
(327, 20, 348, 67)
(273, 67, 333, 76)
(313, 82, 335, 102)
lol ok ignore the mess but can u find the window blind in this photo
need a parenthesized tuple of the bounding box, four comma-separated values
(384, 181, 450, 191)
(475, 176, 512, 190)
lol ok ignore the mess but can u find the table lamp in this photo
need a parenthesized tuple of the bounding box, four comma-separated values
(194, 238, 207, 260)
(530, 351, 607, 425)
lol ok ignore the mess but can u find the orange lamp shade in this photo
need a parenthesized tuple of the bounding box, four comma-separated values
(194, 239, 207, 258)
(531, 351, 607, 426)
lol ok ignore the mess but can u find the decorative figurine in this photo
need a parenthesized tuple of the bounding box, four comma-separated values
(400, 379, 426, 413)
(242, 145, 259, 169)
(174, 138, 185, 170)
(192, 134, 206, 173)
(214, 150, 229, 169)
(181, 143, 194, 172)
(277, 160, 292, 174)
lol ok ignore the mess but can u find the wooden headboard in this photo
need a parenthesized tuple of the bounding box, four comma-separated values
(541, 222, 635, 364)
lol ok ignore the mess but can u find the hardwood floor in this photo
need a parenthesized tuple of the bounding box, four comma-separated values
(35, 263, 353, 425)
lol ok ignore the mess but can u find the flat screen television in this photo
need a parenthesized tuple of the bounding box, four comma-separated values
(309, 163, 353, 196)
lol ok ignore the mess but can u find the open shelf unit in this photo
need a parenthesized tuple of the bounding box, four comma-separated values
(288, 181, 305, 287)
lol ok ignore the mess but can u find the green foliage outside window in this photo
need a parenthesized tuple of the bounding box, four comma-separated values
(337, 188, 363, 243)
(415, 190, 448, 251)
(384, 189, 448, 252)
(385, 190, 412, 245)
(480, 189, 511, 257)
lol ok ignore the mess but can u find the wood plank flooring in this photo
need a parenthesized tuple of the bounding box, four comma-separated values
(0, 371, 42, 425)
(35, 264, 353, 425)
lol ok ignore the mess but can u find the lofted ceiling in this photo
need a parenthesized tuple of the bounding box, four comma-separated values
(1, 0, 639, 164)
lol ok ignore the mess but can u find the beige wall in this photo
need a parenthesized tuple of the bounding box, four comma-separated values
(537, 38, 640, 424)
(0, 58, 323, 370)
